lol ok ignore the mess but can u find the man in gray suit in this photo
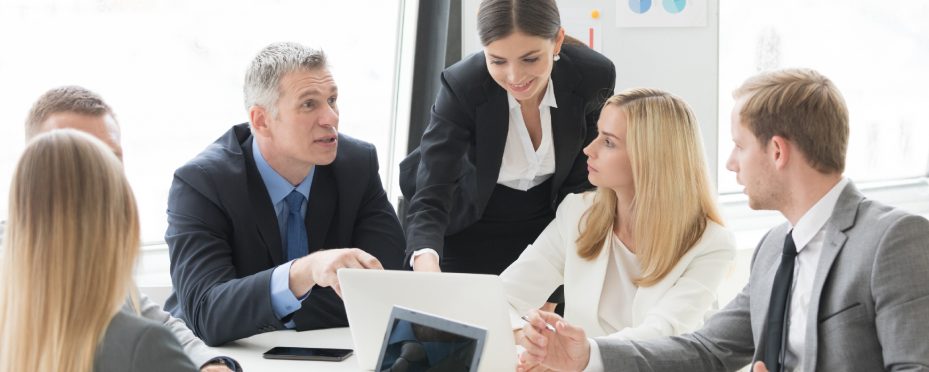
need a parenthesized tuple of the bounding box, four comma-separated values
(15, 86, 242, 372)
(517, 68, 929, 371)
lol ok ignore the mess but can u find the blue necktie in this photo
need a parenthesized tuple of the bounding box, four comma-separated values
(284, 190, 308, 261)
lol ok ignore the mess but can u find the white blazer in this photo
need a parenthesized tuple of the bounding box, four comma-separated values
(500, 193, 736, 339)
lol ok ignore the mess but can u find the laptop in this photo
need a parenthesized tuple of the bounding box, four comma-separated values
(376, 305, 486, 372)
(338, 269, 517, 372)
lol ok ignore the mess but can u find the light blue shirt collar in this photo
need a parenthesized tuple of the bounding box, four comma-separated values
(252, 137, 314, 207)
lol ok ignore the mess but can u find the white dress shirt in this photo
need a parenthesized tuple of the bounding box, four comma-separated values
(783, 177, 849, 372)
(496, 78, 557, 191)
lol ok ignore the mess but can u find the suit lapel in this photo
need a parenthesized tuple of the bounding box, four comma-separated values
(752, 233, 787, 360)
(242, 136, 284, 265)
(549, 59, 584, 197)
(550, 94, 584, 194)
(800, 183, 861, 371)
(474, 84, 508, 207)
(575, 230, 611, 335)
(305, 166, 336, 252)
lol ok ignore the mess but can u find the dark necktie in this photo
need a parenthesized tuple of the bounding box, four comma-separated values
(284, 190, 308, 261)
(763, 231, 798, 372)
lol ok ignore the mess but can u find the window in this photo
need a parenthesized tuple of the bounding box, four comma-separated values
(715, 0, 929, 309)
(718, 0, 929, 193)
(0, 0, 404, 244)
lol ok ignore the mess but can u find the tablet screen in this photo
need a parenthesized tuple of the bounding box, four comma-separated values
(377, 307, 485, 372)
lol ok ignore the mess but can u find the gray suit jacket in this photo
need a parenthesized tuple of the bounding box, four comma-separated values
(94, 309, 198, 372)
(597, 182, 929, 371)
(126, 292, 239, 370)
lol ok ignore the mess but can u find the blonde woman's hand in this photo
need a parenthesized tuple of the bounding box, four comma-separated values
(517, 310, 590, 371)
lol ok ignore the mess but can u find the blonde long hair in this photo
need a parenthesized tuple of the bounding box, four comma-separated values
(0, 129, 140, 372)
(576, 89, 723, 286)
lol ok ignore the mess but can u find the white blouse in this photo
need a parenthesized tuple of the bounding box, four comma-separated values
(496, 79, 557, 191)
(598, 234, 641, 334)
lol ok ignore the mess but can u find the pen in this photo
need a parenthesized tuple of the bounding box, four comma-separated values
(520, 315, 557, 333)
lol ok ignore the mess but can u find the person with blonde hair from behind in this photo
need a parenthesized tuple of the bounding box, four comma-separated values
(502, 88, 736, 347)
(0, 130, 197, 372)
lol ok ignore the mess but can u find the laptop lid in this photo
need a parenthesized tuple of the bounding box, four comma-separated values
(376, 305, 486, 372)
(338, 269, 517, 372)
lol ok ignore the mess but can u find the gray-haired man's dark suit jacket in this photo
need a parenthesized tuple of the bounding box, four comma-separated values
(164, 124, 405, 346)
(597, 182, 929, 371)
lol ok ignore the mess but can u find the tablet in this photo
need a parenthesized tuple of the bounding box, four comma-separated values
(375, 305, 487, 372)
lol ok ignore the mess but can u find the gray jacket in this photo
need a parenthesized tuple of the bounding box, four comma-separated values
(596, 182, 929, 371)
(94, 309, 198, 372)
(126, 291, 238, 369)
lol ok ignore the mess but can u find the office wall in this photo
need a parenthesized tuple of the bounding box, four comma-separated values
(461, 0, 720, 179)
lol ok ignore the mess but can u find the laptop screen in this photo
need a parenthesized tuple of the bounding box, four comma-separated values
(376, 306, 486, 372)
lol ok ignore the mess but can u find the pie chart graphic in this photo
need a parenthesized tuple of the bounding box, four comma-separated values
(663, 0, 686, 14)
(628, 0, 652, 14)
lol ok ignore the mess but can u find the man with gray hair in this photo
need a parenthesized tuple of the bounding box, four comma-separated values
(13, 85, 241, 372)
(163, 42, 405, 345)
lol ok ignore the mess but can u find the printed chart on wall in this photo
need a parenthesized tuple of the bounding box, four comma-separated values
(617, 0, 706, 27)
(561, 6, 603, 53)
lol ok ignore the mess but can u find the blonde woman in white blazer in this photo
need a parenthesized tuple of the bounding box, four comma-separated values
(503, 88, 736, 345)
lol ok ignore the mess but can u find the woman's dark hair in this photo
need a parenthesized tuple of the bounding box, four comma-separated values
(477, 0, 561, 45)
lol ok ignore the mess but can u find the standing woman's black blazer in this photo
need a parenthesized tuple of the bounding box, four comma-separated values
(400, 43, 616, 263)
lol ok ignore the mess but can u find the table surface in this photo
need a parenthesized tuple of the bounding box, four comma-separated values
(213, 327, 367, 371)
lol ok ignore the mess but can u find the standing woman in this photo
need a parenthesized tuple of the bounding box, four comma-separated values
(0, 130, 197, 372)
(401, 0, 616, 280)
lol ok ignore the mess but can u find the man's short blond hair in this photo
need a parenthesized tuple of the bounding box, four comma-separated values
(734, 68, 849, 174)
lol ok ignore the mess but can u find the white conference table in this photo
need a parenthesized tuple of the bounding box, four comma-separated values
(213, 327, 366, 371)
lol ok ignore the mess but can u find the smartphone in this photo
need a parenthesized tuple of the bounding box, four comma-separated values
(262, 346, 354, 361)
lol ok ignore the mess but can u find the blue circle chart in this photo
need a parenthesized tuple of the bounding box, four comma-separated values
(628, 0, 652, 14)
(663, 0, 686, 14)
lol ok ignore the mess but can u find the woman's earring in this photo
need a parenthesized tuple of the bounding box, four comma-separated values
(553, 53, 561, 61)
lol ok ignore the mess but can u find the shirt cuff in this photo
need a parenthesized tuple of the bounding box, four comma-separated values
(270, 260, 311, 328)
(409, 248, 440, 267)
(583, 338, 604, 372)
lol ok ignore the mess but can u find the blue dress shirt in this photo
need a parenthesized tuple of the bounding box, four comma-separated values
(252, 138, 315, 328)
